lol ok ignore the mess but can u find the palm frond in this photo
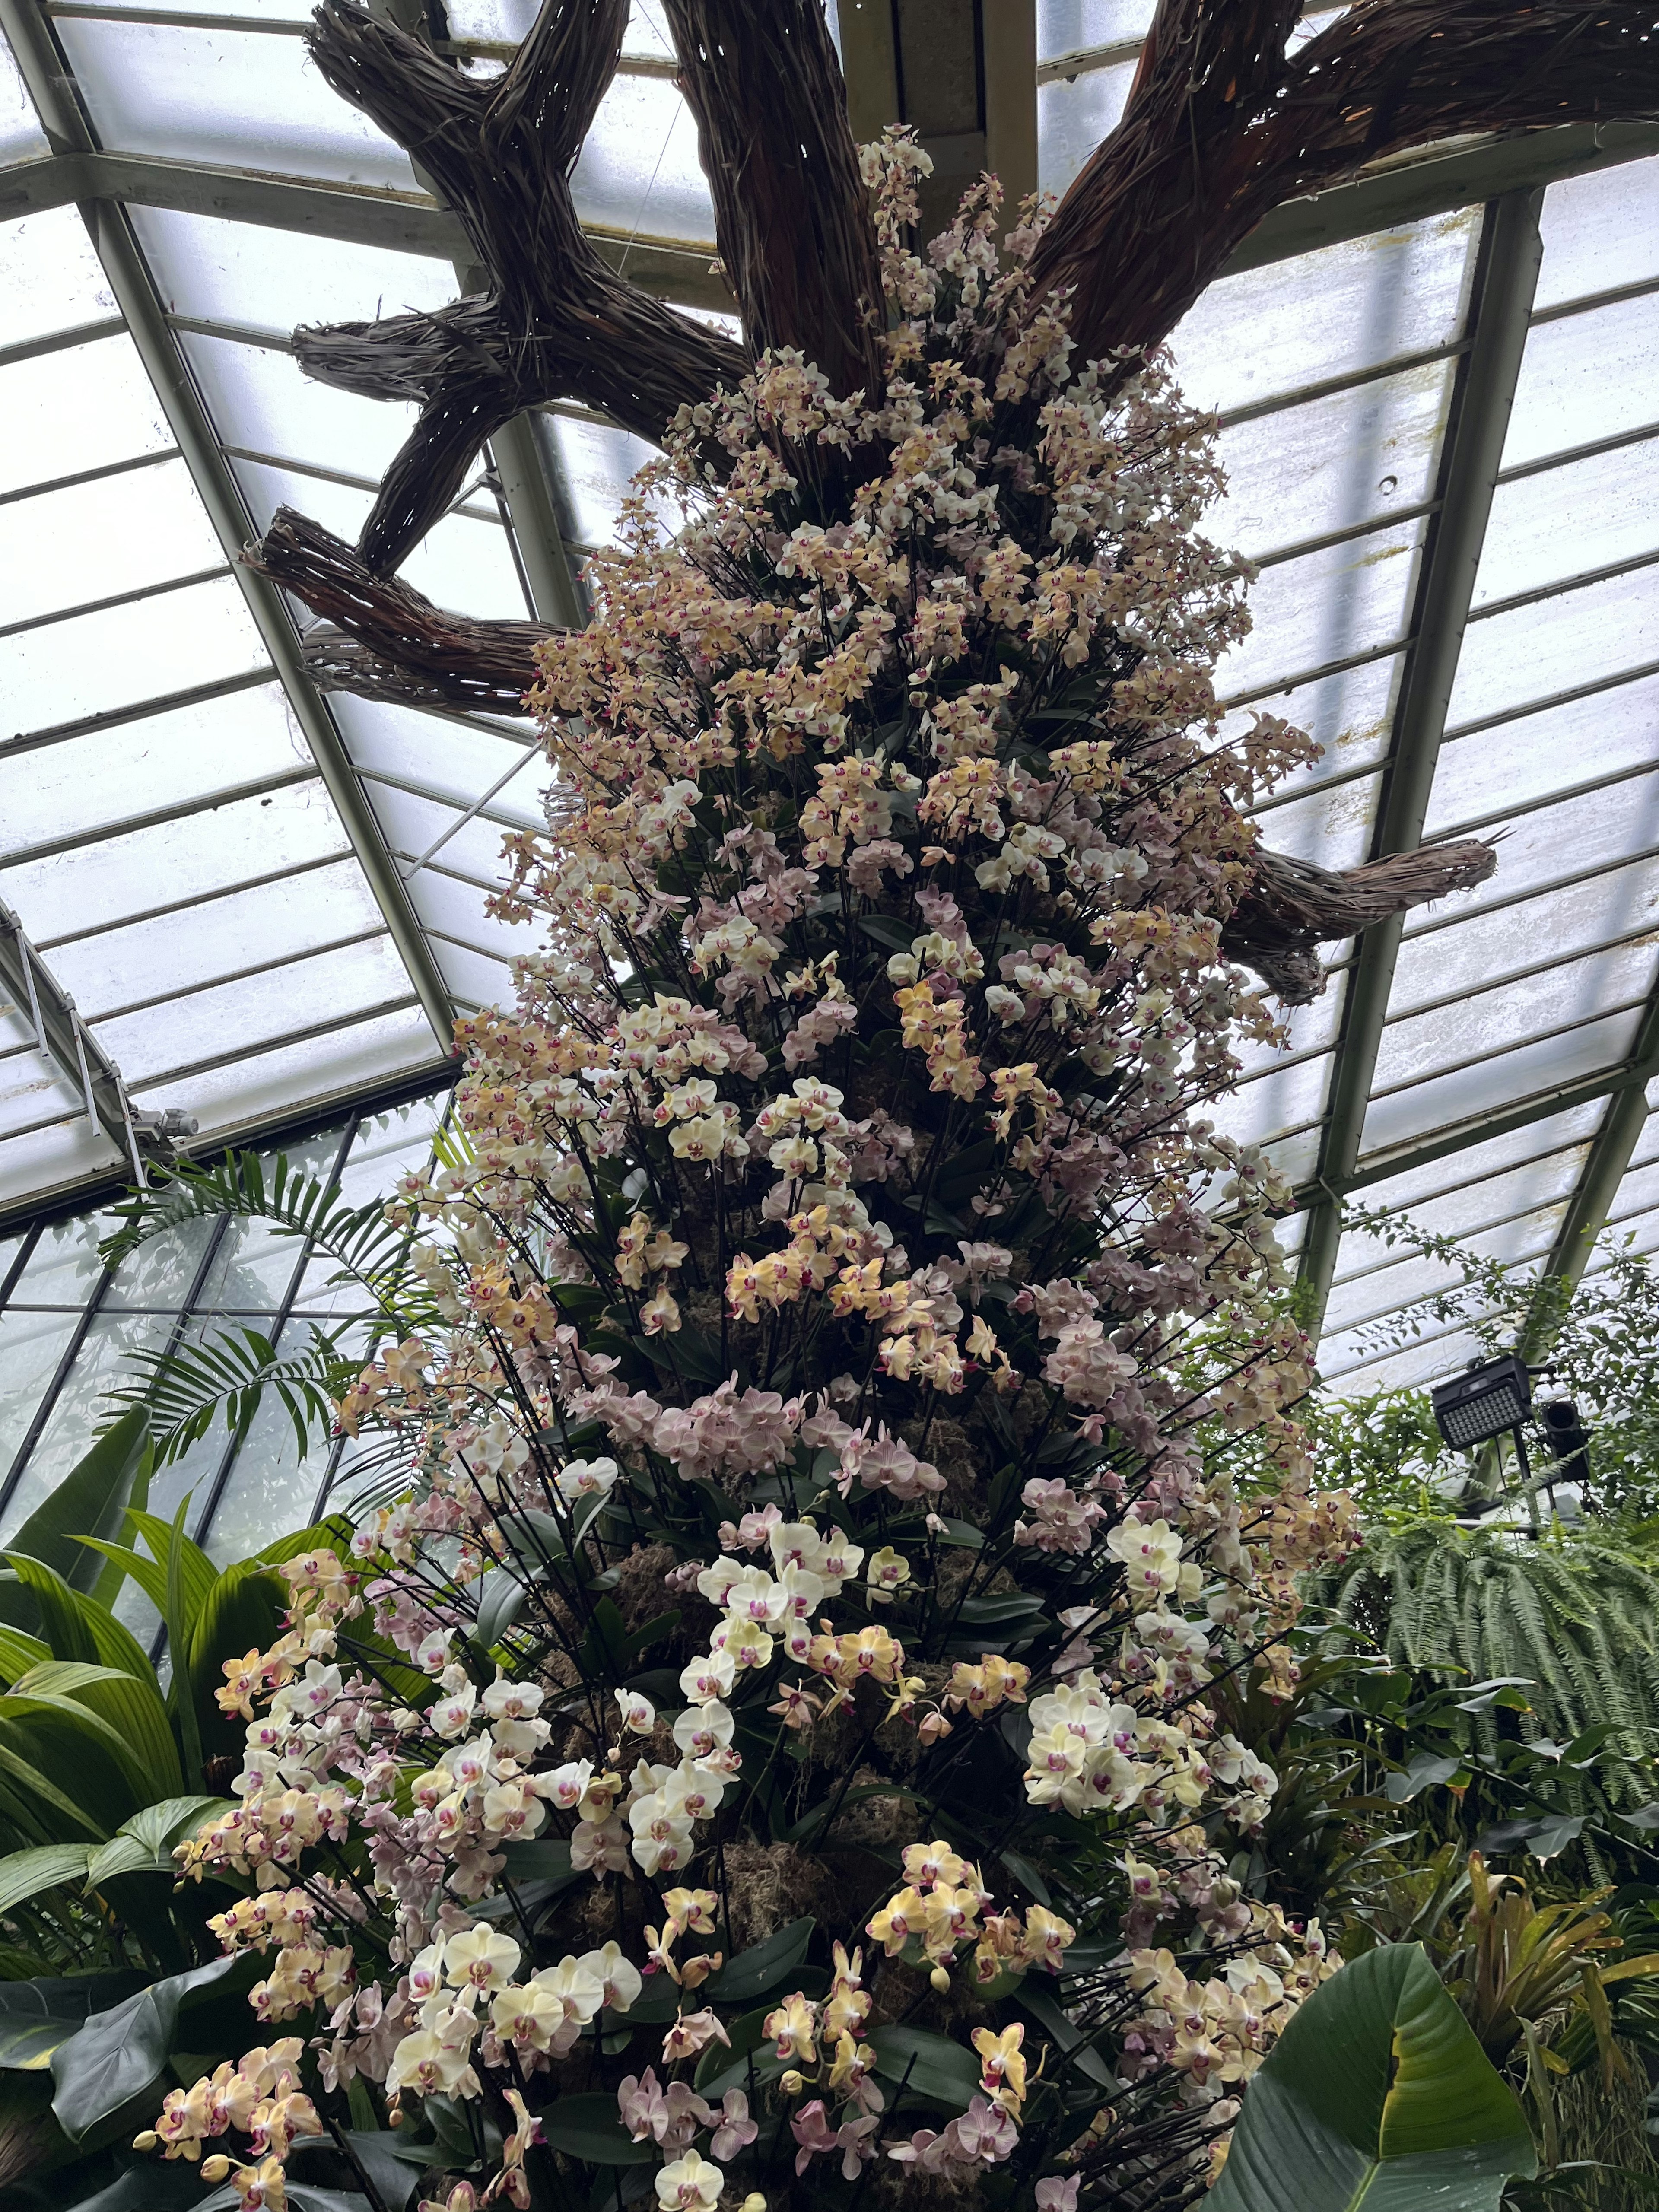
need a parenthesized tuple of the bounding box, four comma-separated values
(99, 1151, 431, 1325)
(102, 1325, 362, 1468)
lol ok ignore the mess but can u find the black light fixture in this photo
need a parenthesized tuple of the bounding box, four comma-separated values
(1539, 1397, 1590, 1472)
(1430, 1353, 1532, 1451)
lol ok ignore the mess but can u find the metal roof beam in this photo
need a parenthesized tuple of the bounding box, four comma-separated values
(0, 897, 175, 1176)
(0, 0, 457, 1053)
(1522, 979, 1659, 1348)
(1297, 190, 1545, 1338)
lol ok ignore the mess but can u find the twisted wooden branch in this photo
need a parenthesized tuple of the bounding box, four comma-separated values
(661, 0, 883, 399)
(1029, 0, 1659, 371)
(1220, 840, 1498, 1004)
(292, 0, 747, 573)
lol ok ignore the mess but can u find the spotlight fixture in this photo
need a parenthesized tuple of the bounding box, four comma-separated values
(1539, 1397, 1590, 1472)
(1430, 1353, 1532, 1451)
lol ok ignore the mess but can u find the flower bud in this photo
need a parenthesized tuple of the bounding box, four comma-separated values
(780, 2069, 804, 2095)
(930, 1964, 952, 1994)
(200, 2155, 232, 2183)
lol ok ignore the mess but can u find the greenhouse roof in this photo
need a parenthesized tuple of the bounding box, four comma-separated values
(3, 0, 1659, 1394)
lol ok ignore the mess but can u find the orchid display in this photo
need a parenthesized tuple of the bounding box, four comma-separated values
(141, 141, 1363, 2212)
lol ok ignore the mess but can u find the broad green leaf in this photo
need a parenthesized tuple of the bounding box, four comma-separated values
(0, 1729, 110, 1839)
(128, 1508, 217, 1633)
(706, 1916, 816, 2005)
(186, 1558, 286, 1745)
(1207, 1944, 1537, 2212)
(161, 1497, 203, 1789)
(867, 2022, 983, 2112)
(0, 1412, 151, 1629)
(294, 2127, 419, 2209)
(2, 1663, 164, 1804)
(50, 1953, 238, 2138)
(0, 1970, 145, 2070)
(117, 1794, 227, 1859)
(536, 2090, 654, 2164)
(2, 1602, 180, 1799)
(0, 1843, 93, 1920)
(0, 1625, 51, 1685)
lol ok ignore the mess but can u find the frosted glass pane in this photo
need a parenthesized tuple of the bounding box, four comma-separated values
(1, 782, 346, 941)
(1252, 768, 1377, 872)
(1232, 979, 1344, 1084)
(1394, 856, 1659, 1014)
(58, 18, 419, 192)
(1535, 154, 1659, 313)
(1038, 61, 1133, 197)
(1506, 292, 1659, 470)
(0, 33, 46, 164)
(0, 683, 305, 857)
(1038, 0, 1149, 59)
(0, 1115, 123, 1208)
(369, 784, 522, 884)
(436, 937, 515, 1010)
(102, 1214, 217, 1312)
(1348, 1100, 1605, 1216)
(132, 207, 455, 335)
(96, 936, 415, 1085)
(1213, 358, 1453, 560)
(0, 575, 265, 739)
(570, 75, 714, 242)
(139, 1003, 439, 1131)
(0, 460, 225, 630)
(1332, 1147, 1588, 1277)
(1363, 1007, 1642, 1158)
(1, 1310, 172, 1535)
(180, 331, 420, 485)
(0, 208, 115, 349)
(1324, 1325, 1486, 1397)
(0, 333, 171, 497)
(331, 694, 542, 814)
(1168, 208, 1481, 419)
(1215, 520, 1421, 702)
(1430, 668, 1659, 835)
(54, 864, 384, 1024)
(543, 413, 656, 549)
(200, 1385, 321, 1564)
(1475, 440, 1659, 614)
(1375, 939, 1659, 1096)
(1449, 562, 1659, 729)
(1206, 1049, 1330, 1151)
(0, 1046, 81, 1140)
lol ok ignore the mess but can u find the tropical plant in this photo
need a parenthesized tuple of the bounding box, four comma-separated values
(0, 1423, 367, 2205)
(93, 141, 1393, 2212)
(1317, 1517, 1659, 1860)
(1206, 1940, 1538, 2212)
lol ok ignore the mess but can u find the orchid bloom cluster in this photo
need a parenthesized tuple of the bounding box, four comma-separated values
(146, 137, 1364, 2212)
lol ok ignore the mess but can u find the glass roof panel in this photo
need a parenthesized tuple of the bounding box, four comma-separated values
(1, 331, 172, 494)
(1506, 291, 1659, 469)
(1427, 670, 1659, 837)
(0, 207, 115, 349)
(140, 1002, 435, 1128)
(1534, 156, 1659, 313)
(1475, 439, 1659, 613)
(0, 458, 226, 631)
(56, 15, 420, 189)
(0, 26, 44, 161)
(1038, 59, 1132, 196)
(0, 682, 307, 855)
(1, 574, 267, 736)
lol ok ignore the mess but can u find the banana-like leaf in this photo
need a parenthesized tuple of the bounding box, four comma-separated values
(0, 1844, 93, 1919)
(0, 1413, 150, 1629)
(0, 1576, 180, 1795)
(0, 1626, 51, 1686)
(186, 1559, 286, 1726)
(0, 1666, 159, 1812)
(127, 1511, 217, 1632)
(0, 1729, 109, 1840)
(49, 1953, 238, 2139)
(1208, 1943, 1538, 2212)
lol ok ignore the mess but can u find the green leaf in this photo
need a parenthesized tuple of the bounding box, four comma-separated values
(86, 1798, 226, 1889)
(161, 1497, 203, 1789)
(1206, 1943, 1537, 2212)
(867, 2023, 983, 2112)
(0, 1589, 181, 1799)
(0, 1626, 51, 1686)
(858, 913, 919, 952)
(186, 1558, 287, 1752)
(0, 1412, 151, 1629)
(537, 2091, 655, 2164)
(0, 1730, 110, 1840)
(50, 1953, 238, 2138)
(706, 1916, 816, 2005)
(0, 1666, 159, 1810)
(0, 1971, 146, 2071)
(293, 2127, 420, 2210)
(0, 1843, 94, 1921)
